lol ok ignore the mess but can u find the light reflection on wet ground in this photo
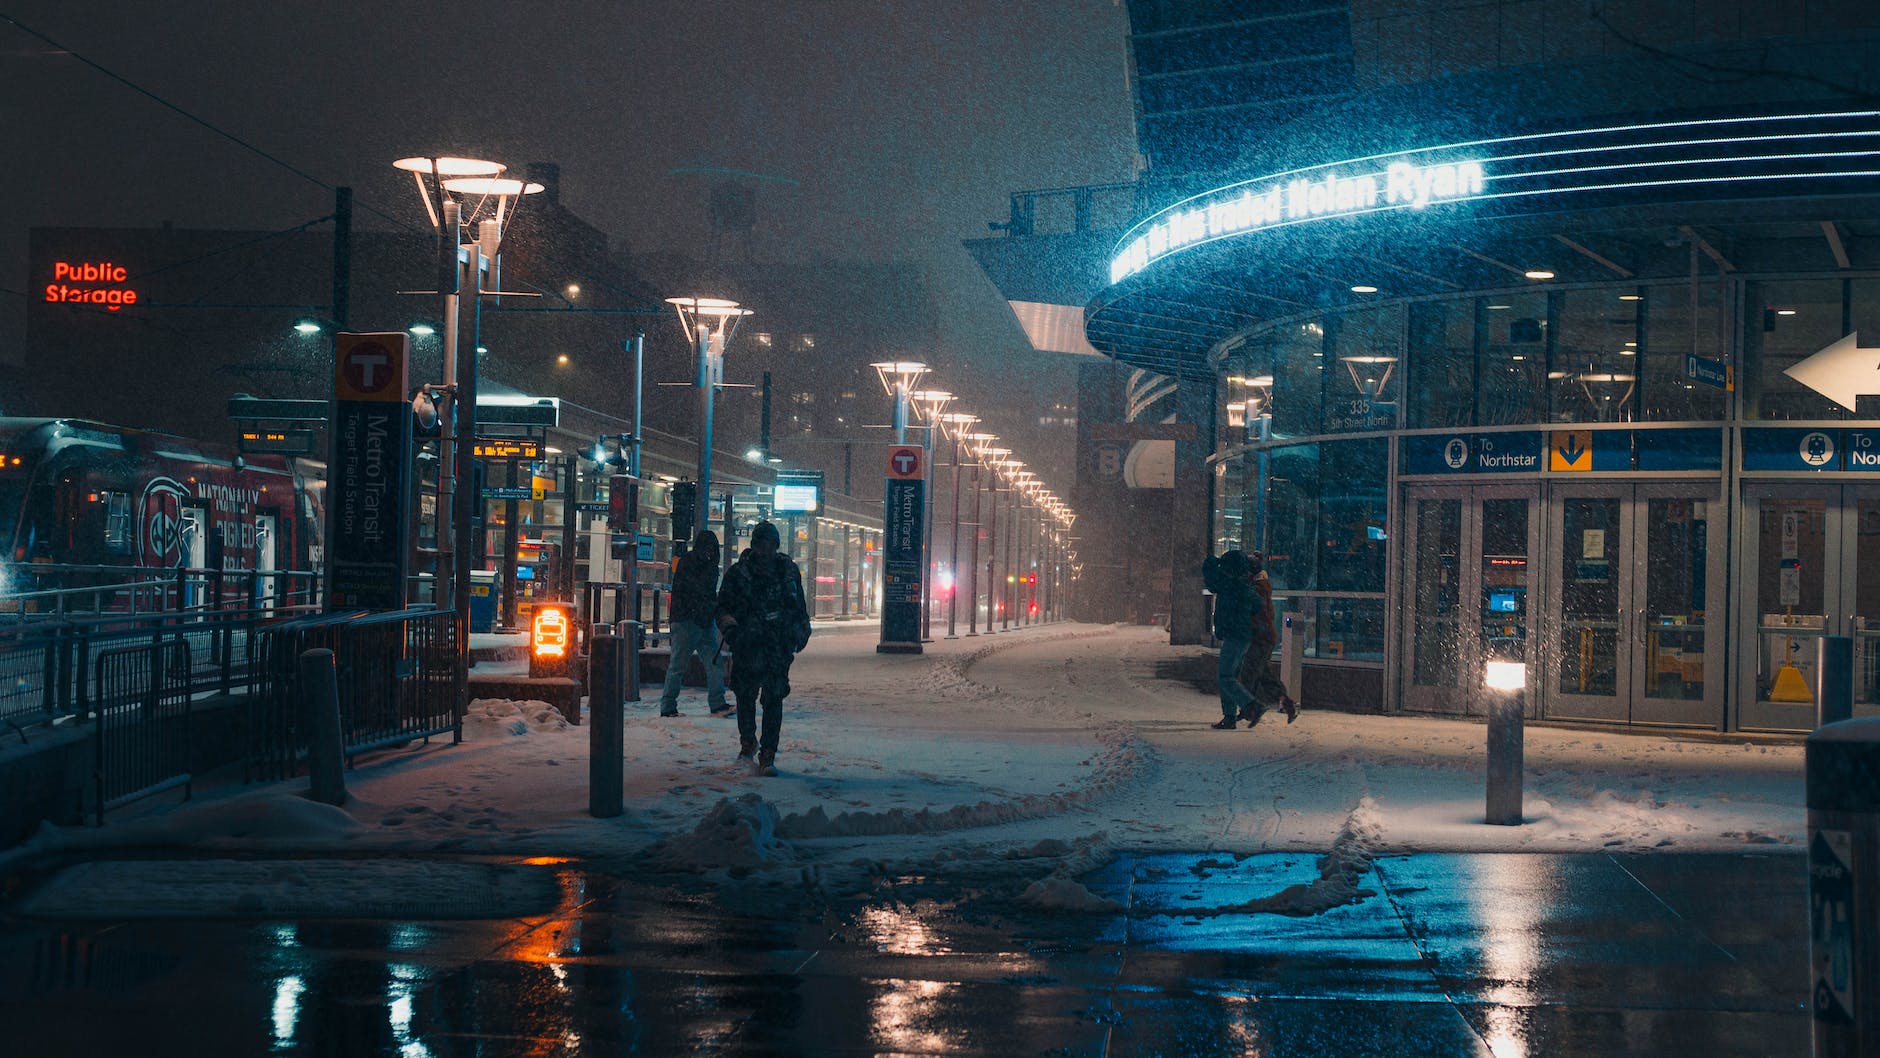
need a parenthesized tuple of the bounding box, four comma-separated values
(0, 851, 1806, 1057)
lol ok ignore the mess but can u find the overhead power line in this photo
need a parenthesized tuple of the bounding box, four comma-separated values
(0, 11, 409, 228)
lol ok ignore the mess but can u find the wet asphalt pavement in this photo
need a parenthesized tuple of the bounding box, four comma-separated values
(0, 850, 1806, 1057)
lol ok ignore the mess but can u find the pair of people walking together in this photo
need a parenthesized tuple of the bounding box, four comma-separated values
(1202, 549, 1297, 729)
(659, 521, 812, 776)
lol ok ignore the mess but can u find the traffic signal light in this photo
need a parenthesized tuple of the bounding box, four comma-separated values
(670, 481, 697, 542)
(608, 474, 637, 532)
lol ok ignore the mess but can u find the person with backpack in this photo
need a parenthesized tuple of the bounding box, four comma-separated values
(715, 520, 812, 776)
(658, 530, 729, 717)
(1202, 550, 1258, 728)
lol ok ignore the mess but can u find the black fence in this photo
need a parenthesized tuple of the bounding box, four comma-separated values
(91, 636, 194, 824)
(248, 608, 462, 782)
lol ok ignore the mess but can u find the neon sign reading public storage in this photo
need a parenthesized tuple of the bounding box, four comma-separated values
(43, 260, 139, 311)
(1110, 159, 1486, 283)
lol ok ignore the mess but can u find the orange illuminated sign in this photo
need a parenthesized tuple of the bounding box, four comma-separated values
(44, 260, 139, 311)
(532, 606, 570, 658)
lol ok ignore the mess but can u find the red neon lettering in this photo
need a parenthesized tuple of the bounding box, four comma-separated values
(43, 260, 138, 312)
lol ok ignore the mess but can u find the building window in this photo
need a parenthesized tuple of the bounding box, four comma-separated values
(1324, 304, 1402, 432)
(1748, 278, 1873, 420)
(1479, 292, 1549, 425)
(1638, 282, 1729, 422)
(1407, 299, 1474, 429)
(1551, 288, 1640, 423)
(1271, 319, 1326, 439)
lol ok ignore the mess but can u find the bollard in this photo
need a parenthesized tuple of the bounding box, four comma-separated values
(1807, 717, 1880, 1055)
(621, 621, 642, 702)
(1821, 635, 1855, 727)
(297, 649, 346, 807)
(1280, 614, 1304, 707)
(1485, 686, 1523, 826)
(588, 634, 625, 818)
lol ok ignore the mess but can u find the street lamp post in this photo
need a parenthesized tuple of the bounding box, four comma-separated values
(911, 389, 952, 642)
(938, 414, 979, 638)
(392, 156, 541, 684)
(978, 448, 1010, 633)
(667, 298, 750, 523)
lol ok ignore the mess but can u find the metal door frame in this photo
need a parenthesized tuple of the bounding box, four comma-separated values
(1627, 482, 1727, 728)
(1734, 482, 1846, 732)
(1540, 482, 1636, 722)
(1399, 482, 1539, 716)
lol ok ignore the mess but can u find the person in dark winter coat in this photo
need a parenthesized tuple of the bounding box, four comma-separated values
(1237, 552, 1298, 725)
(1202, 550, 1258, 728)
(715, 520, 812, 775)
(659, 530, 728, 716)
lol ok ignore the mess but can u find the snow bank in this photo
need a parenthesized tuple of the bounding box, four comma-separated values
(645, 794, 792, 871)
(1171, 798, 1383, 918)
(464, 698, 570, 738)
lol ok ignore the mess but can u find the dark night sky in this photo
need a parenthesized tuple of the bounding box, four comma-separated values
(1, 1, 1138, 474)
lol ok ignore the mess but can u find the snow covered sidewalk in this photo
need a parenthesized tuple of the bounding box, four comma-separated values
(9, 624, 1806, 893)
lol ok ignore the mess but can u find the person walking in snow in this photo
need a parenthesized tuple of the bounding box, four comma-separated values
(659, 530, 730, 717)
(716, 520, 812, 776)
(1238, 552, 1298, 725)
(1202, 550, 1258, 728)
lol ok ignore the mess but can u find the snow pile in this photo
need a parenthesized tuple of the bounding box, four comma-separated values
(1182, 798, 1384, 918)
(646, 794, 792, 871)
(22, 790, 362, 857)
(464, 698, 570, 738)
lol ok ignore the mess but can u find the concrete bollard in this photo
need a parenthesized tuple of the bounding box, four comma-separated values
(1821, 636, 1855, 728)
(297, 649, 346, 807)
(588, 634, 625, 819)
(1807, 717, 1880, 1056)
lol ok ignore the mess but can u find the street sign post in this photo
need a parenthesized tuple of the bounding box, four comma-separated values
(879, 445, 925, 654)
(326, 332, 412, 611)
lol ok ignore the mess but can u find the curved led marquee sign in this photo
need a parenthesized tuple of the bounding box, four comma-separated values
(1110, 110, 1880, 285)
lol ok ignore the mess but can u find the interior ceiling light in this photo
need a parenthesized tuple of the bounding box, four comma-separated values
(1776, 308, 1798, 316)
(1350, 284, 1378, 294)
(1619, 294, 1643, 301)
(1487, 304, 1513, 310)
(1523, 270, 1555, 280)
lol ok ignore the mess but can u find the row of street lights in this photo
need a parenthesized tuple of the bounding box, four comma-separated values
(868, 360, 1078, 639)
(368, 149, 1075, 652)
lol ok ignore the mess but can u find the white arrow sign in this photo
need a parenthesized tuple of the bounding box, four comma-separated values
(1786, 332, 1880, 411)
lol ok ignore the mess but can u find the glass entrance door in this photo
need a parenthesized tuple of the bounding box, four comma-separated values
(1401, 485, 1536, 716)
(1738, 485, 1880, 730)
(1544, 483, 1723, 726)
(1547, 487, 1629, 720)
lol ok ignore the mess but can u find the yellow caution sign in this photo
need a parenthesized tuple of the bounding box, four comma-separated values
(1551, 430, 1593, 472)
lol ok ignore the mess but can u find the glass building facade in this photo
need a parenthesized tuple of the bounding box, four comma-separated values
(1199, 270, 1880, 732)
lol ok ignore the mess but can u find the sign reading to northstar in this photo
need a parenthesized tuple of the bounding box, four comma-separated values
(1110, 158, 1487, 283)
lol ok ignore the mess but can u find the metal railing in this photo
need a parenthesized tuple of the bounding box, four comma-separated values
(91, 636, 194, 824)
(1, 564, 322, 621)
(248, 607, 462, 781)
